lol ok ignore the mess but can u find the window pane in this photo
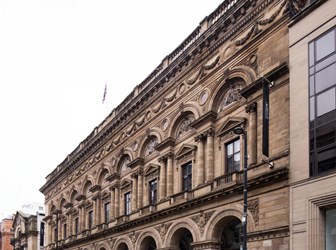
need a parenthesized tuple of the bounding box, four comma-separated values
(315, 53, 336, 72)
(316, 120, 336, 149)
(234, 153, 240, 171)
(316, 88, 336, 117)
(326, 208, 336, 250)
(309, 42, 315, 66)
(309, 76, 315, 97)
(227, 143, 233, 155)
(310, 97, 315, 121)
(315, 63, 336, 93)
(234, 140, 240, 153)
(317, 146, 336, 173)
(227, 155, 234, 173)
(316, 30, 335, 61)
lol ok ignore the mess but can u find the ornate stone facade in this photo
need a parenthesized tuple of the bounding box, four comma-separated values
(39, 0, 301, 249)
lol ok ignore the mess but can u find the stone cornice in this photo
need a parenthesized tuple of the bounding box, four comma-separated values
(127, 157, 144, 169)
(106, 172, 120, 182)
(40, 0, 282, 197)
(75, 194, 86, 202)
(189, 111, 217, 130)
(155, 137, 176, 151)
(89, 184, 101, 193)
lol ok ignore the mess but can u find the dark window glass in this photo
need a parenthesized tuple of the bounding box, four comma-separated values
(63, 223, 67, 239)
(309, 27, 336, 176)
(88, 211, 93, 229)
(149, 179, 158, 205)
(104, 202, 110, 223)
(75, 218, 79, 235)
(54, 227, 58, 243)
(226, 139, 241, 173)
(182, 162, 192, 191)
(40, 222, 44, 246)
(125, 192, 131, 215)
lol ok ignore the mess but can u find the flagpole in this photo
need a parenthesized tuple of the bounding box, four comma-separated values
(105, 81, 108, 115)
(102, 81, 108, 115)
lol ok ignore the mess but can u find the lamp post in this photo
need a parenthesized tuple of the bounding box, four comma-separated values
(233, 126, 247, 250)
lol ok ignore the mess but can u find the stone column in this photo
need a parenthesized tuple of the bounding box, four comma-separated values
(246, 102, 257, 165)
(114, 186, 120, 217)
(79, 203, 85, 232)
(166, 153, 174, 197)
(57, 214, 61, 242)
(66, 211, 72, 238)
(195, 134, 205, 186)
(206, 129, 214, 182)
(132, 174, 138, 212)
(110, 188, 115, 219)
(94, 194, 101, 226)
(159, 156, 167, 200)
(47, 218, 52, 246)
(138, 171, 143, 208)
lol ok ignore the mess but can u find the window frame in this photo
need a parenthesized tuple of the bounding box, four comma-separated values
(225, 138, 241, 173)
(74, 217, 79, 235)
(149, 179, 158, 205)
(124, 192, 131, 215)
(309, 27, 336, 176)
(88, 210, 93, 229)
(104, 202, 110, 224)
(182, 161, 192, 192)
(63, 223, 67, 239)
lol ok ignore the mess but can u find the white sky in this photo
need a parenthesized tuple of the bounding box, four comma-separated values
(0, 0, 223, 219)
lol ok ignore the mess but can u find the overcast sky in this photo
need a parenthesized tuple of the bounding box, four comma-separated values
(0, 0, 223, 219)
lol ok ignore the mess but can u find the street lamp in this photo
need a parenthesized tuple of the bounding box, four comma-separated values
(233, 126, 247, 250)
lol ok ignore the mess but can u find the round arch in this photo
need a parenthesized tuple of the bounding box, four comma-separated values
(205, 204, 255, 242)
(69, 187, 79, 204)
(97, 165, 111, 186)
(139, 134, 160, 159)
(58, 197, 66, 211)
(96, 241, 110, 250)
(114, 237, 132, 250)
(49, 203, 57, 215)
(136, 229, 162, 250)
(81, 177, 94, 196)
(208, 65, 256, 112)
(165, 220, 200, 249)
(168, 104, 200, 139)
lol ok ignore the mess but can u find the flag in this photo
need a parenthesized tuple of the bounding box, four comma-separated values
(102, 84, 107, 104)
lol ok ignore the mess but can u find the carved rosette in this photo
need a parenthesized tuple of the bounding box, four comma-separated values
(190, 210, 215, 236)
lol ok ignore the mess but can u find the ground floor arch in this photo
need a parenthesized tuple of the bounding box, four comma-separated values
(139, 235, 157, 250)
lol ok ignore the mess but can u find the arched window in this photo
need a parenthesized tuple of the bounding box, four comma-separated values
(145, 137, 158, 157)
(176, 114, 195, 138)
(218, 78, 245, 112)
(120, 155, 131, 174)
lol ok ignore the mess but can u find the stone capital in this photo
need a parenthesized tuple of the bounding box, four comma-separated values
(245, 101, 257, 113)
